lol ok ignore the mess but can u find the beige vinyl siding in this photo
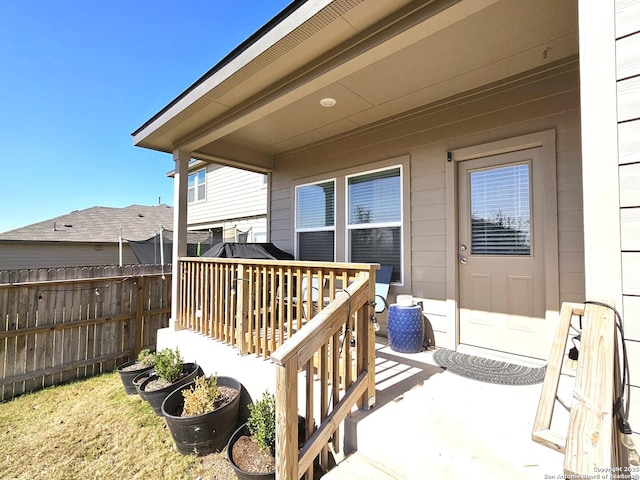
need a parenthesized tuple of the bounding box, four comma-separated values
(187, 165, 267, 226)
(621, 208, 640, 250)
(410, 149, 447, 301)
(269, 176, 295, 252)
(0, 242, 138, 270)
(555, 126, 585, 304)
(618, 119, 640, 165)
(616, 0, 640, 430)
(220, 217, 268, 242)
(271, 59, 584, 348)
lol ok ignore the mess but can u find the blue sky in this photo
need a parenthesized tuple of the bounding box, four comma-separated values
(0, 0, 292, 233)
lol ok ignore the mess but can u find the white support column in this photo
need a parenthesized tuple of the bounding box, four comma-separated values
(170, 149, 190, 330)
(578, 0, 622, 305)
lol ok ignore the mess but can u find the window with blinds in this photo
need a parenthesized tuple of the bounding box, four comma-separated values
(469, 163, 531, 255)
(347, 167, 402, 281)
(295, 180, 335, 261)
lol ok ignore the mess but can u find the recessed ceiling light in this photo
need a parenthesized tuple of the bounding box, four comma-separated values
(320, 97, 336, 108)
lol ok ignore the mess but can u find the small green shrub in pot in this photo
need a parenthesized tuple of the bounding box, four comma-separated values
(163, 374, 242, 455)
(154, 347, 183, 383)
(136, 348, 155, 368)
(181, 375, 221, 417)
(247, 390, 276, 451)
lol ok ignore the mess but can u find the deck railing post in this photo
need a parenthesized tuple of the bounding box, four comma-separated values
(276, 361, 298, 480)
(366, 267, 376, 409)
(173, 260, 186, 331)
(355, 269, 376, 410)
(235, 264, 249, 354)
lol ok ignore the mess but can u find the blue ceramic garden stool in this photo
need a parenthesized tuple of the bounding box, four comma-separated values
(387, 304, 424, 353)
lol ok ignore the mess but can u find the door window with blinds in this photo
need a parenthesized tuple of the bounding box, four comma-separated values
(295, 180, 336, 261)
(469, 162, 531, 255)
(347, 166, 402, 282)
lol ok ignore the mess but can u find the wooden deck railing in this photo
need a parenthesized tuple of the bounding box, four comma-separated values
(177, 258, 379, 479)
(271, 272, 377, 480)
(178, 258, 378, 356)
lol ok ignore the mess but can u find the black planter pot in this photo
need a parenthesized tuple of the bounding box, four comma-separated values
(226, 416, 309, 480)
(116, 360, 155, 395)
(133, 369, 154, 397)
(227, 423, 275, 480)
(139, 363, 203, 415)
(161, 376, 242, 456)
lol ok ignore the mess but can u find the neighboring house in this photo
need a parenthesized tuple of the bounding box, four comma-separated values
(132, 0, 638, 431)
(0, 204, 174, 269)
(178, 160, 268, 243)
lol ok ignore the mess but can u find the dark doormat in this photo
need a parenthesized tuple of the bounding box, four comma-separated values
(432, 348, 547, 385)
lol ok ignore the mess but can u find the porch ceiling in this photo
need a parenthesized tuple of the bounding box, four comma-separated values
(132, 0, 578, 172)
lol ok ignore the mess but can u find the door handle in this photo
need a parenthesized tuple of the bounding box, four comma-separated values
(460, 257, 467, 265)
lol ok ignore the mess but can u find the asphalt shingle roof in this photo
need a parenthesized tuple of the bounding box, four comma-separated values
(0, 205, 174, 243)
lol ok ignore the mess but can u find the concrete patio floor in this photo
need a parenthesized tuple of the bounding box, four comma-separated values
(157, 328, 567, 479)
(333, 340, 567, 479)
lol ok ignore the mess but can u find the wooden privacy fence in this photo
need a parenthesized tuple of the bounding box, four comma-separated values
(0, 265, 171, 401)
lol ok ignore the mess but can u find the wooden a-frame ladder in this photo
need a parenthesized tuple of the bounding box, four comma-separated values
(532, 302, 629, 476)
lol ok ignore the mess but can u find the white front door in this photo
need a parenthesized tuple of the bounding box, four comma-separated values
(458, 147, 548, 359)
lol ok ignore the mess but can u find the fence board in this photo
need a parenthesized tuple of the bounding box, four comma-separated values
(78, 267, 90, 378)
(60, 267, 73, 383)
(0, 271, 8, 396)
(143, 275, 155, 351)
(33, 269, 47, 391)
(5, 271, 21, 396)
(43, 268, 58, 388)
(24, 268, 39, 393)
(99, 267, 112, 374)
(0, 265, 171, 401)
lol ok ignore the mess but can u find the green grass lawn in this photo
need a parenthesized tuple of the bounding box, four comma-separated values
(0, 372, 236, 480)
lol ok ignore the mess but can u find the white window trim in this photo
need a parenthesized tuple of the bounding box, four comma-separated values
(188, 167, 207, 204)
(294, 178, 337, 261)
(345, 164, 404, 285)
(292, 155, 410, 287)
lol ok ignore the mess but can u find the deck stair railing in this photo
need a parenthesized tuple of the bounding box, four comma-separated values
(177, 258, 379, 480)
(271, 270, 377, 480)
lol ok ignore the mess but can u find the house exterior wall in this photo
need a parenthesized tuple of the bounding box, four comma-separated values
(271, 59, 584, 349)
(575, 0, 640, 434)
(615, 0, 640, 431)
(0, 242, 138, 270)
(187, 164, 267, 241)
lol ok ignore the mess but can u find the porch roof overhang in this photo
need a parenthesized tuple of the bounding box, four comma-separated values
(132, 0, 578, 173)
